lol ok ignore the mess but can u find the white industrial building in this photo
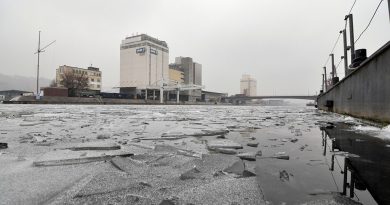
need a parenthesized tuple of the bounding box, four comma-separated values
(120, 34, 169, 97)
(240, 74, 257, 96)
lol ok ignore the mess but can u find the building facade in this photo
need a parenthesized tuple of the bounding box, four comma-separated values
(172, 57, 202, 86)
(56, 65, 102, 92)
(240, 74, 257, 96)
(193, 62, 202, 86)
(169, 57, 203, 101)
(120, 34, 169, 94)
(169, 68, 184, 84)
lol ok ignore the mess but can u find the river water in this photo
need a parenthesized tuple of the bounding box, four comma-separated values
(0, 102, 389, 204)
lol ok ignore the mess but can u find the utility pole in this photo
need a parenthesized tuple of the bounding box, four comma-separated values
(322, 74, 325, 92)
(342, 29, 349, 76)
(330, 54, 335, 82)
(345, 14, 355, 62)
(34, 31, 55, 100)
(323, 67, 327, 91)
(36, 31, 41, 99)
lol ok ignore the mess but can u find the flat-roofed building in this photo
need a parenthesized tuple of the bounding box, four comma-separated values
(56, 65, 102, 92)
(120, 34, 169, 96)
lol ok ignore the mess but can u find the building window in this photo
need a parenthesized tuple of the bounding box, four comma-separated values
(97, 79, 100, 82)
(97, 85, 100, 88)
(91, 78, 94, 82)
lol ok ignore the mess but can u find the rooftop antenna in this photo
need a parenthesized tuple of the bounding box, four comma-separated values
(34, 31, 56, 99)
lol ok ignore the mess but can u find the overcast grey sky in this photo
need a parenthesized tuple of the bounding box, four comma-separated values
(0, 0, 389, 95)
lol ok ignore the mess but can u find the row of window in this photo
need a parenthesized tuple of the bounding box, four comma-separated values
(120, 42, 169, 52)
(75, 69, 101, 77)
(91, 72, 102, 77)
(73, 69, 87, 75)
(90, 78, 101, 83)
(90, 84, 101, 89)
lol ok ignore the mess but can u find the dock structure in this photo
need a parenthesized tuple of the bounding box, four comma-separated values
(317, 41, 390, 123)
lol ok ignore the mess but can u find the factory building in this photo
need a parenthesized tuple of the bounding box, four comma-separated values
(119, 34, 169, 97)
(168, 57, 202, 102)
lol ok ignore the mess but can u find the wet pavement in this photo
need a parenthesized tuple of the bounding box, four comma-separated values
(0, 103, 389, 204)
(323, 123, 390, 205)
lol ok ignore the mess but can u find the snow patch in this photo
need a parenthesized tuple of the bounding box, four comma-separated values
(352, 125, 380, 132)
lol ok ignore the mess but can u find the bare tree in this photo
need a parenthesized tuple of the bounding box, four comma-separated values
(49, 79, 57, 87)
(59, 70, 89, 97)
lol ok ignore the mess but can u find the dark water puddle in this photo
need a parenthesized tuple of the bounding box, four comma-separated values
(254, 122, 390, 205)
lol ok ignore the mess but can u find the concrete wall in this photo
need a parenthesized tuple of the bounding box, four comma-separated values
(193, 62, 202, 86)
(180, 57, 194, 85)
(317, 41, 390, 123)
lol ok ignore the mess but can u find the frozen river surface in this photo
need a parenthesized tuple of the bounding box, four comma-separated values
(0, 104, 389, 205)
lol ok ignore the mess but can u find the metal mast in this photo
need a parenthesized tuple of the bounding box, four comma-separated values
(34, 31, 56, 99)
(388, 0, 390, 21)
(345, 14, 355, 61)
(342, 29, 349, 76)
(36, 31, 41, 99)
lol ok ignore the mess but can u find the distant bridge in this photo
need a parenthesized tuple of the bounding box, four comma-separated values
(223, 95, 317, 104)
(224, 95, 317, 100)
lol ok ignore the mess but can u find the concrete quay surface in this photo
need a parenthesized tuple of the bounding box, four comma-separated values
(0, 104, 377, 205)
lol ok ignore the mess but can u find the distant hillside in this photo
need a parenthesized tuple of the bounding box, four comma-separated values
(0, 73, 51, 92)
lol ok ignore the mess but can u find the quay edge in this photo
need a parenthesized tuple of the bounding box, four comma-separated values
(317, 41, 390, 124)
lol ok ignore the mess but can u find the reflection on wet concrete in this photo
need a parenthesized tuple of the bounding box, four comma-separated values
(325, 123, 390, 205)
(256, 122, 390, 205)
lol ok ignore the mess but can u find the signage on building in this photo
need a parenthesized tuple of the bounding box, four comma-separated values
(150, 48, 158, 55)
(136, 47, 145, 54)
